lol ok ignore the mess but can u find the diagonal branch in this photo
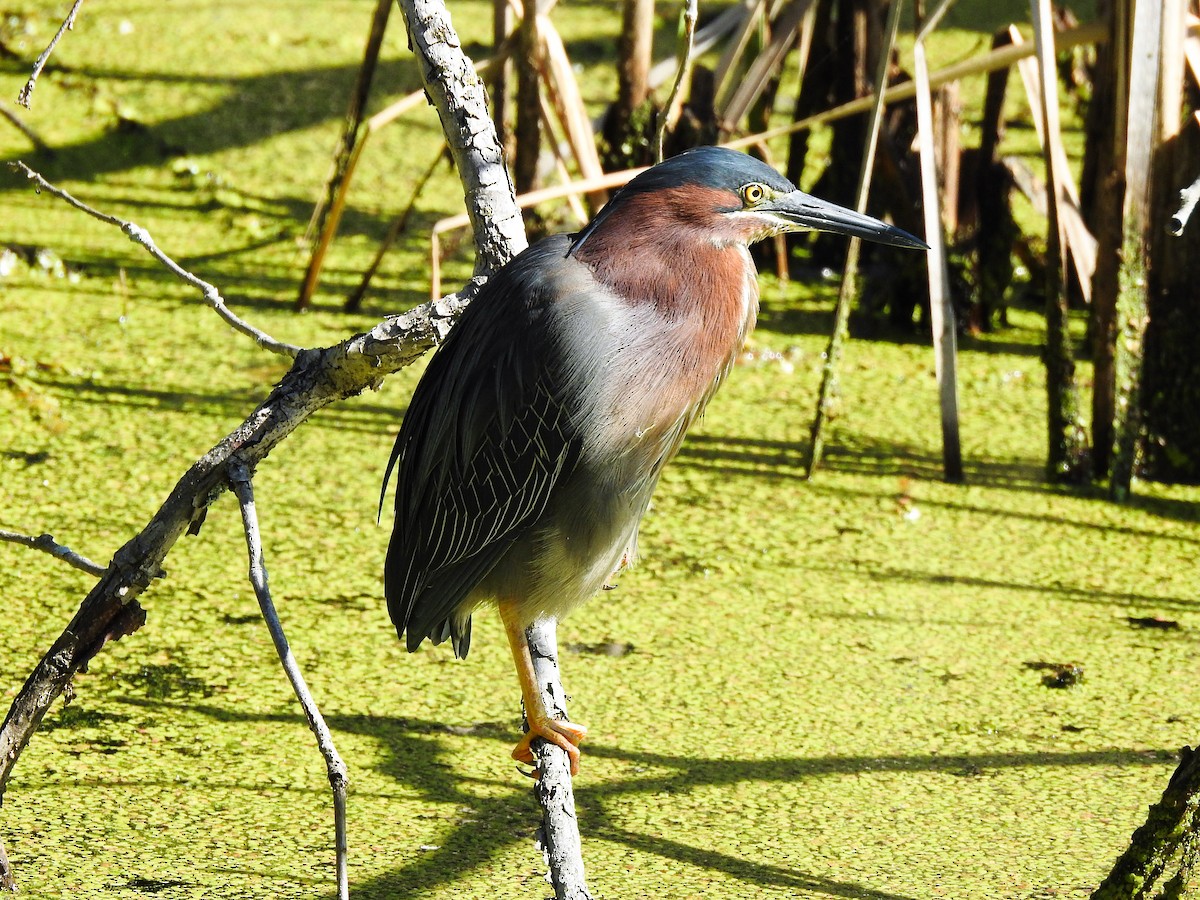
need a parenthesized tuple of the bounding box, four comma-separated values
(16, 0, 84, 108)
(8, 161, 300, 357)
(0, 279, 482, 891)
(0, 528, 106, 576)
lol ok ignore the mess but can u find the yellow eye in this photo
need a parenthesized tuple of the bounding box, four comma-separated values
(742, 183, 767, 205)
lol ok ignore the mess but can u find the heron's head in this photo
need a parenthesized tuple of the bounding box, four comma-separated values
(569, 146, 927, 254)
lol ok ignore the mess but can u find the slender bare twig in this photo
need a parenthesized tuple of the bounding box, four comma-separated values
(0, 528, 106, 576)
(805, 0, 908, 479)
(228, 460, 349, 900)
(1169, 171, 1200, 236)
(655, 0, 699, 162)
(7, 162, 301, 357)
(16, 0, 84, 108)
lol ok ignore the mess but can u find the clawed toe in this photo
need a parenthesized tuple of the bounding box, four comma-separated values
(512, 718, 587, 775)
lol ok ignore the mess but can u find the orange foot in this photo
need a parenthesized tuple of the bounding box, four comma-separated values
(512, 716, 588, 776)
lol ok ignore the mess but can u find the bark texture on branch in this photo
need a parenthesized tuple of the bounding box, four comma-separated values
(1091, 746, 1200, 899)
(396, 0, 527, 274)
(527, 620, 594, 900)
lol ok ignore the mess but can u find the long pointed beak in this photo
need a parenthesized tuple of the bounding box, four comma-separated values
(764, 191, 929, 250)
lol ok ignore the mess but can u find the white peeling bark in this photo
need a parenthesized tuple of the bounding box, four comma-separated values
(527, 620, 594, 900)
(395, 0, 528, 275)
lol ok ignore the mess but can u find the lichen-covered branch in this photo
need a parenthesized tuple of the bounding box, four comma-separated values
(0, 528, 106, 576)
(395, 0, 528, 275)
(0, 284, 477, 815)
(1091, 745, 1200, 899)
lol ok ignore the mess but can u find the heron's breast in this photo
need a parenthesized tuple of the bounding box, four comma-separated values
(576, 251, 759, 462)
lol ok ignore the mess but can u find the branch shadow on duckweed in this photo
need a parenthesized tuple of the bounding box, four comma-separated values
(109, 700, 1176, 899)
(28, 370, 410, 438)
(675, 432, 1046, 489)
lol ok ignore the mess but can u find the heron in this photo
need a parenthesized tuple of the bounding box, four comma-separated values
(382, 145, 926, 774)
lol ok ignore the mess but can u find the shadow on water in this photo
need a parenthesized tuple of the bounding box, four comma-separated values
(111, 700, 1175, 900)
(804, 561, 1200, 614)
(32, 371, 410, 437)
(674, 431, 1200, 534)
(675, 431, 1048, 490)
(0, 57, 424, 185)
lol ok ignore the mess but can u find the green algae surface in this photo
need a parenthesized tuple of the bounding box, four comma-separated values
(3, 2, 1198, 898)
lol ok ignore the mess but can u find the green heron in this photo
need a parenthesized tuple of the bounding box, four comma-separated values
(383, 146, 925, 774)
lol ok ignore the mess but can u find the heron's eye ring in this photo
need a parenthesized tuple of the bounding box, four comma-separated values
(742, 183, 767, 205)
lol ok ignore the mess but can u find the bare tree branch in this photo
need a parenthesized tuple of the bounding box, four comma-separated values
(16, 0, 84, 108)
(228, 460, 349, 900)
(8, 162, 301, 357)
(0, 282, 477, 891)
(0, 528, 106, 576)
(655, 0, 698, 162)
(395, 0, 528, 274)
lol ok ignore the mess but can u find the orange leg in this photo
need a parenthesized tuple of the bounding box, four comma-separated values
(499, 601, 587, 775)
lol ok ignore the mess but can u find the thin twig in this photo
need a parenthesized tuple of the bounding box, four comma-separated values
(0, 528, 106, 576)
(805, 0, 907, 479)
(1169, 171, 1200, 235)
(8, 162, 300, 357)
(17, 0, 84, 109)
(228, 460, 349, 900)
(656, 0, 699, 162)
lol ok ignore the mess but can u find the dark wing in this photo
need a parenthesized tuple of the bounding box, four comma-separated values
(382, 238, 582, 658)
